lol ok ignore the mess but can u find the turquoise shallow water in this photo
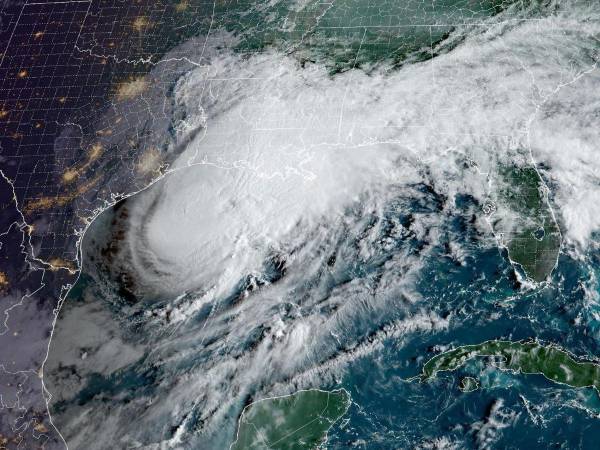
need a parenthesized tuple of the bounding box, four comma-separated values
(42, 1, 600, 448)
(47, 183, 600, 448)
(320, 194, 600, 448)
(329, 246, 600, 448)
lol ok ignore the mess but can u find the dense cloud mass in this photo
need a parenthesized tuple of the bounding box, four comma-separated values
(121, 3, 600, 299)
(45, 2, 600, 449)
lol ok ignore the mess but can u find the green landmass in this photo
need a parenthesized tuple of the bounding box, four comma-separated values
(95, 0, 550, 82)
(211, 0, 531, 72)
(78, 0, 558, 103)
(459, 376, 480, 392)
(231, 389, 350, 450)
(490, 165, 561, 282)
(420, 340, 600, 393)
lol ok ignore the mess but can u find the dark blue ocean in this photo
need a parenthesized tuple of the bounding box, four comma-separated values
(327, 195, 600, 449)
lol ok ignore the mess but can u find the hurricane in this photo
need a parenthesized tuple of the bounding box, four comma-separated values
(45, 1, 600, 449)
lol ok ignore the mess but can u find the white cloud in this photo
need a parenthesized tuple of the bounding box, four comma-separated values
(48, 2, 600, 447)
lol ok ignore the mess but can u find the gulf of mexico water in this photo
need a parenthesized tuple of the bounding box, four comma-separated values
(46, 182, 600, 449)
